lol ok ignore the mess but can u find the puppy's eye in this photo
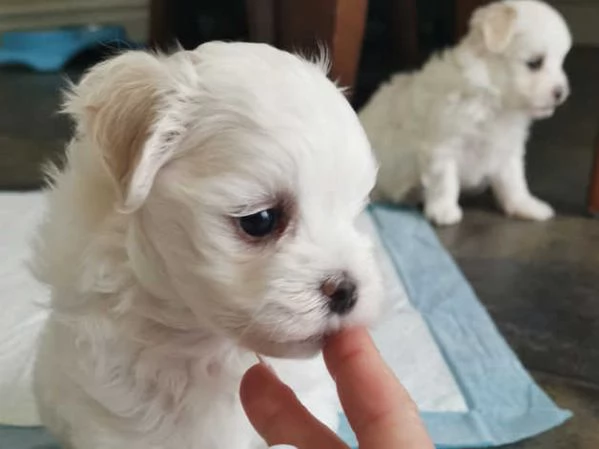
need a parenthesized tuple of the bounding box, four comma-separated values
(526, 55, 545, 71)
(239, 208, 281, 238)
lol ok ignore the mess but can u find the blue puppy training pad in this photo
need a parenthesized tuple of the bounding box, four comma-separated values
(0, 26, 134, 72)
(0, 426, 58, 449)
(338, 205, 571, 448)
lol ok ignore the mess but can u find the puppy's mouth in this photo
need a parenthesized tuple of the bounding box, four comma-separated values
(242, 333, 325, 359)
(531, 106, 555, 119)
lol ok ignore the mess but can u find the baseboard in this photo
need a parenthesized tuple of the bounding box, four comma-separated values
(0, 0, 148, 42)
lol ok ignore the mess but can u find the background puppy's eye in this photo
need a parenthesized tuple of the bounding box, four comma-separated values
(239, 208, 281, 238)
(526, 55, 545, 71)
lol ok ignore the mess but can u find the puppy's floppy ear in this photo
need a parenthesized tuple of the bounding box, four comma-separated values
(64, 51, 184, 212)
(470, 2, 517, 53)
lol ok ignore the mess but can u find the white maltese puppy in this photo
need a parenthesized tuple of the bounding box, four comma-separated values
(359, 0, 571, 225)
(31, 42, 382, 449)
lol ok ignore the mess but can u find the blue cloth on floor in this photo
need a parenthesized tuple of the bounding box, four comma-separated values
(337, 205, 571, 448)
(0, 426, 57, 448)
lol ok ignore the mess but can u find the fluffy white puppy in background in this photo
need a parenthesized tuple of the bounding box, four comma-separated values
(359, 0, 572, 226)
(32, 42, 382, 449)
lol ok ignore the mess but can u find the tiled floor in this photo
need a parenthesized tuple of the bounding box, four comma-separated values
(0, 47, 598, 448)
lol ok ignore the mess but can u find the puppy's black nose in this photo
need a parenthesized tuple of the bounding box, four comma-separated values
(553, 86, 565, 102)
(321, 275, 357, 315)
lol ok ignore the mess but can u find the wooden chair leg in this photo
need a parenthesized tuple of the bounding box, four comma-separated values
(455, 0, 487, 39)
(246, 0, 277, 44)
(389, 0, 420, 69)
(588, 131, 599, 215)
(149, 0, 175, 50)
(328, 0, 368, 92)
(277, 0, 368, 93)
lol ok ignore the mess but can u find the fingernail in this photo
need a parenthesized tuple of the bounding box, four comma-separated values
(255, 353, 277, 375)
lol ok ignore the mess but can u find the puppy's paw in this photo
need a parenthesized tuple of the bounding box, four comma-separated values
(504, 196, 555, 221)
(425, 202, 463, 226)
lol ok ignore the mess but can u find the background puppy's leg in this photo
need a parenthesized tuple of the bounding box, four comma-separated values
(491, 152, 554, 221)
(422, 157, 463, 226)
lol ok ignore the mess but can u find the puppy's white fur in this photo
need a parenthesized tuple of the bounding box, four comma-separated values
(359, 0, 571, 225)
(32, 42, 382, 449)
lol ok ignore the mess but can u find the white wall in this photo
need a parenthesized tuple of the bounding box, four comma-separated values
(0, 0, 148, 42)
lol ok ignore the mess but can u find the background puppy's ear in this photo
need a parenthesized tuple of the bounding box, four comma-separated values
(470, 3, 517, 53)
(64, 51, 184, 212)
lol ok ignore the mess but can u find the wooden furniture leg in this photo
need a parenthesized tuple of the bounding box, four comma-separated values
(149, 0, 175, 50)
(455, 0, 487, 39)
(385, 0, 488, 71)
(152, 0, 368, 94)
(588, 131, 599, 215)
(245, 0, 277, 44)
(274, 0, 368, 92)
(389, 0, 420, 69)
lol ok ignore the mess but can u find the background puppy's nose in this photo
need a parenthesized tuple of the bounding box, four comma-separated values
(553, 86, 566, 103)
(321, 274, 357, 315)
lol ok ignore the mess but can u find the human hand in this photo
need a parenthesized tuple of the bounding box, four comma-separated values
(240, 327, 434, 449)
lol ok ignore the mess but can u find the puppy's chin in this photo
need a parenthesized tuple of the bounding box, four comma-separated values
(240, 334, 325, 359)
(530, 106, 556, 120)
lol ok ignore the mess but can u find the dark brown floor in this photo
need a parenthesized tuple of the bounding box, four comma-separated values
(0, 48, 598, 448)
(437, 47, 599, 448)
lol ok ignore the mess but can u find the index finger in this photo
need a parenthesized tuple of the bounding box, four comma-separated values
(323, 327, 434, 449)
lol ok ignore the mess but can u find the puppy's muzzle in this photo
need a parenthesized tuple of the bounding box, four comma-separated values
(553, 84, 569, 105)
(321, 273, 358, 315)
